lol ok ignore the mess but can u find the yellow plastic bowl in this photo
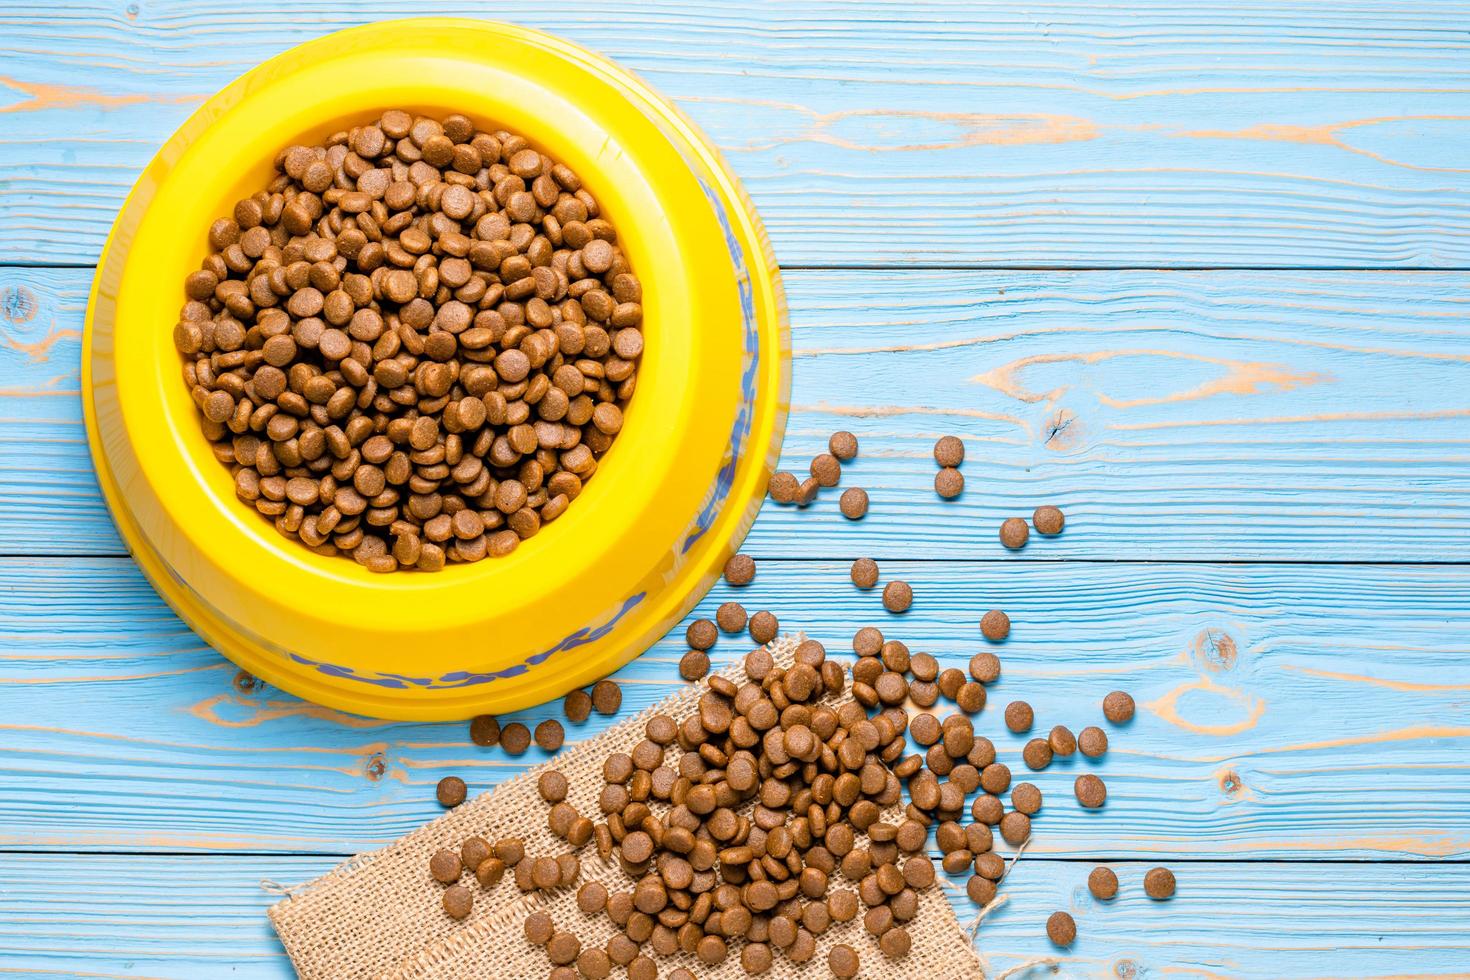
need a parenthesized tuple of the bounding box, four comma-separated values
(83, 18, 788, 720)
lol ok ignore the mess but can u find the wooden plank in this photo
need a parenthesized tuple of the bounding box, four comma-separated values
(0, 853, 1467, 978)
(3, 2, 1470, 267)
(2, 557, 1469, 858)
(5, 267, 1469, 561)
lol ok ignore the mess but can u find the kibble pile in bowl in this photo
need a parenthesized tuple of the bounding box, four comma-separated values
(173, 110, 642, 572)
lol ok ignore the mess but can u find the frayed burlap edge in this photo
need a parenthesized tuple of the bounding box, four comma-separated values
(269, 634, 986, 979)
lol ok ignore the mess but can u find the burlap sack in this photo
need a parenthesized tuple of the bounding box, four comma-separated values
(270, 635, 985, 979)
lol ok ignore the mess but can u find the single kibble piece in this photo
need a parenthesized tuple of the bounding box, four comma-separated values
(829, 431, 859, 461)
(1022, 738, 1053, 771)
(500, 723, 531, 755)
(686, 619, 718, 651)
(534, 719, 565, 751)
(1004, 701, 1034, 733)
(980, 609, 1010, 641)
(1103, 690, 1136, 724)
(935, 467, 963, 498)
(810, 453, 842, 487)
(1088, 866, 1119, 900)
(716, 601, 747, 633)
(955, 681, 986, 714)
(724, 553, 756, 586)
(460, 837, 491, 873)
(749, 610, 779, 644)
(1033, 504, 1066, 536)
(999, 517, 1030, 550)
(968, 651, 1001, 684)
(679, 649, 710, 681)
(768, 472, 799, 504)
(879, 926, 912, 959)
(591, 679, 622, 714)
(839, 487, 869, 519)
(797, 476, 821, 506)
(1046, 910, 1076, 947)
(429, 848, 463, 883)
(1078, 725, 1109, 758)
(933, 435, 965, 467)
(524, 910, 554, 945)
(883, 580, 913, 613)
(436, 776, 466, 808)
(538, 770, 569, 803)
(1012, 782, 1042, 815)
(576, 881, 608, 914)
(469, 715, 500, 747)
(1075, 773, 1107, 808)
(442, 884, 472, 919)
(546, 931, 582, 966)
(179, 111, 640, 571)
(1145, 866, 1177, 899)
(850, 557, 879, 589)
(564, 690, 592, 723)
(828, 943, 860, 978)
(999, 810, 1031, 845)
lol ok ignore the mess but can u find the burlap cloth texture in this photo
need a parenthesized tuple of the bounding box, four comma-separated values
(269, 634, 985, 978)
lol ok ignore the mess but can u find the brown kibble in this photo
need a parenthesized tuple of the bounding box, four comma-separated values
(1049, 725, 1077, 757)
(829, 431, 858, 461)
(768, 471, 799, 504)
(535, 719, 565, 751)
(999, 517, 1029, 550)
(748, 610, 778, 644)
(980, 609, 1010, 642)
(500, 723, 531, 755)
(1033, 504, 1065, 536)
(828, 943, 859, 978)
(955, 681, 986, 714)
(796, 476, 821, 507)
(577, 880, 608, 914)
(1145, 866, 1177, 899)
(475, 856, 506, 887)
(850, 557, 879, 589)
(469, 714, 501, 747)
(741, 942, 772, 974)
(1046, 910, 1076, 947)
(879, 926, 912, 959)
(1079, 725, 1109, 758)
(547, 930, 582, 965)
(429, 848, 462, 883)
(564, 690, 592, 723)
(968, 652, 1001, 684)
(538, 770, 569, 803)
(1088, 866, 1119, 900)
(810, 453, 842, 487)
(839, 487, 868, 519)
(999, 811, 1031, 845)
(686, 619, 718, 651)
(1022, 738, 1053, 771)
(591, 680, 622, 714)
(716, 601, 747, 633)
(1075, 773, 1107, 808)
(679, 649, 710, 681)
(442, 884, 472, 919)
(966, 874, 996, 905)
(882, 580, 912, 613)
(933, 435, 964, 467)
(934, 467, 963, 498)
(1012, 782, 1042, 815)
(436, 776, 466, 808)
(1004, 701, 1033, 733)
(724, 553, 756, 586)
(1103, 690, 1136, 724)
(980, 763, 1011, 795)
(524, 909, 554, 944)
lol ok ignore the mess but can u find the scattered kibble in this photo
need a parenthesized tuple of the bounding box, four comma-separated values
(1075, 773, 1108, 808)
(460, 836, 491, 871)
(999, 517, 1030, 550)
(968, 651, 1001, 684)
(468, 714, 500, 747)
(524, 910, 554, 945)
(829, 431, 859, 461)
(686, 618, 717, 651)
(1022, 738, 1053, 771)
(590, 680, 622, 714)
(442, 884, 473, 919)
(882, 579, 912, 613)
(935, 467, 963, 498)
(1004, 700, 1034, 733)
(1033, 504, 1066, 536)
(1103, 690, 1136, 724)
(563, 690, 592, 723)
(1078, 725, 1109, 758)
(748, 610, 778, 644)
(1048, 724, 1077, 757)
(715, 601, 747, 633)
(1046, 910, 1076, 947)
(980, 609, 1010, 641)
(839, 486, 869, 519)
(768, 472, 799, 503)
(429, 848, 462, 883)
(500, 723, 531, 755)
(797, 476, 821, 506)
(534, 719, 565, 751)
(678, 649, 709, 681)
(933, 435, 965, 467)
(537, 771, 568, 803)
(828, 943, 860, 978)
(724, 553, 756, 586)
(1012, 782, 1043, 815)
(810, 453, 842, 487)
(1145, 866, 1177, 899)
(435, 776, 466, 808)
(850, 557, 879, 589)
(1088, 866, 1119, 900)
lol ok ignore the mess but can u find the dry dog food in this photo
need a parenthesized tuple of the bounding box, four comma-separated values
(1103, 690, 1135, 723)
(177, 110, 642, 570)
(979, 609, 1010, 642)
(724, 553, 756, 586)
(1088, 866, 1118, 900)
(1145, 867, 1177, 899)
(1046, 910, 1076, 946)
(999, 518, 1029, 550)
(829, 431, 858, 461)
(840, 487, 869, 520)
(1033, 505, 1065, 535)
(850, 558, 879, 590)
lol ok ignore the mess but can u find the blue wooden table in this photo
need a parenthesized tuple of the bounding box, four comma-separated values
(3, 3, 1470, 976)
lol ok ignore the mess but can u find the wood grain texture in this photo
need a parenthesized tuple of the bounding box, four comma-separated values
(5, 267, 1468, 560)
(3, 556, 1468, 859)
(1, 854, 1467, 979)
(3, 2, 1470, 267)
